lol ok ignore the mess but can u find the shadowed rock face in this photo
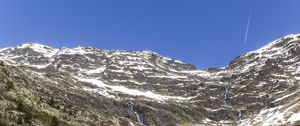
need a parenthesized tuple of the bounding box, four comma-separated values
(0, 34, 300, 126)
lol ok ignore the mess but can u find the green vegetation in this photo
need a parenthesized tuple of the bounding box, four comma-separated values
(2, 68, 10, 76)
(49, 97, 56, 107)
(0, 121, 7, 126)
(16, 101, 25, 112)
(16, 101, 33, 124)
(5, 79, 14, 91)
(51, 116, 59, 126)
(294, 120, 300, 126)
(17, 116, 23, 124)
(24, 112, 33, 123)
(48, 97, 60, 109)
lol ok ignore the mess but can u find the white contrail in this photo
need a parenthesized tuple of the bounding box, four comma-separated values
(243, 8, 253, 47)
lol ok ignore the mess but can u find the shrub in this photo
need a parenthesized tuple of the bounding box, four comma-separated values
(0, 121, 6, 126)
(2, 68, 10, 76)
(17, 116, 23, 124)
(48, 98, 61, 109)
(49, 98, 56, 107)
(16, 101, 25, 112)
(16, 101, 33, 124)
(5, 80, 14, 91)
(0, 61, 4, 66)
(24, 112, 33, 124)
(51, 116, 59, 126)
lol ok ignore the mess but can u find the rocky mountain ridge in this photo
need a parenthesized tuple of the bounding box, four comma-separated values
(0, 34, 299, 126)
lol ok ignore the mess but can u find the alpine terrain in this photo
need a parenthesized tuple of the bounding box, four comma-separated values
(0, 34, 300, 126)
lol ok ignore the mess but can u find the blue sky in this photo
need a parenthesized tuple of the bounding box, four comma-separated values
(0, 0, 299, 69)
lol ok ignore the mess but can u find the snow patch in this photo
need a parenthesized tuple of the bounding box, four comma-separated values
(86, 67, 106, 74)
(76, 77, 195, 101)
(288, 113, 300, 122)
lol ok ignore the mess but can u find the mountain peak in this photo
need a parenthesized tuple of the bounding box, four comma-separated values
(17, 42, 48, 48)
(246, 33, 300, 55)
(15, 42, 58, 57)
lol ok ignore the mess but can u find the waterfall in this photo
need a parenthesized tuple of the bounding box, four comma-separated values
(237, 109, 242, 125)
(134, 111, 143, 124)
(223, 87, 229, 105)
(238, 109, 242, 120)
(126, 102, 144, 125)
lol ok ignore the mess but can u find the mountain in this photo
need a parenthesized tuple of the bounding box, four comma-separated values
(0, 34, 299, 126)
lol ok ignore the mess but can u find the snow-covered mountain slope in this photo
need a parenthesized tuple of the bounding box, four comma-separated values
(0, 34, 299, 126)
(0, 42, 200, 101)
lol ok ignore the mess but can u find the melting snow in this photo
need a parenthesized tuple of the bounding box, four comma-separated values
(288, 113, 300, 122)
(76, 77, 195, 101)
(86, 67, 106, 74)
(23, 62, 52, 69)
(58, 47, 94, 55)
(240, 97, 300, 126)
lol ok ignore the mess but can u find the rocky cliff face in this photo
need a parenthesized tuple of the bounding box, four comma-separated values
(0, 34, 299, 126)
